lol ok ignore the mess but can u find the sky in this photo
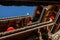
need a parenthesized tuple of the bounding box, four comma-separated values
(0, 5, 36, 18)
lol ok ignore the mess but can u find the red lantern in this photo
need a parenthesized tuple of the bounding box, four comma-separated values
(36, 10, 40, 14)
(28, 21, 32, 24)
(6, 27, 15, 32)
(50, 15, 54, 20)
